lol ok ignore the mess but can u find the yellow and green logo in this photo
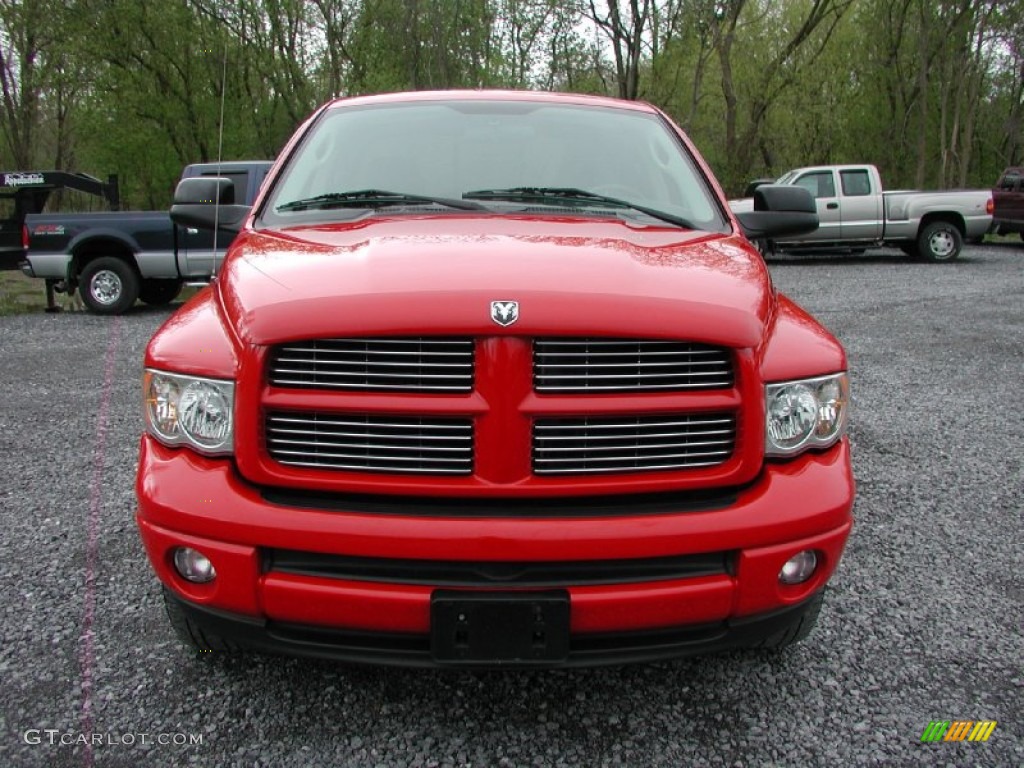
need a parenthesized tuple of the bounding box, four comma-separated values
(921, 720, 997, 742)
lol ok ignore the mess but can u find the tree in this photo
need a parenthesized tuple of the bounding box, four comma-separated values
(0, 0, 72, 167)
(346, 0, 500, 92)
(711, 0, 853, 189)
(3, 0, 1022, 206)
(586, 0, 651, 100)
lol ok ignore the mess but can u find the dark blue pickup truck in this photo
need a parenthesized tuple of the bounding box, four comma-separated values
(20, 160, 271, 314)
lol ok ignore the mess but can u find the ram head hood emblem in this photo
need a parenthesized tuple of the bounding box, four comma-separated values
(490, 300, 519, 327)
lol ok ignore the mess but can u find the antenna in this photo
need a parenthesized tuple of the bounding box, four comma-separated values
(211, 43, 228, 276)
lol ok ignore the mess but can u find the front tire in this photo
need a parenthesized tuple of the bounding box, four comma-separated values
(917, 221, 962, 262)
(139, 279, 183, 306)
(163, 588, 240, 654)
(79, 256, 140, 314)
(753, 590, 825, 650)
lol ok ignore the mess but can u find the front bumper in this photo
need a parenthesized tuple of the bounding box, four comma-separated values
(164, 587, 826, 667)
(137, 436, 854, 666)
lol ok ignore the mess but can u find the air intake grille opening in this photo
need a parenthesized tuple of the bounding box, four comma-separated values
(269, 338, 474, 392)
(266, 412, 473, 475)
(533, 413, 735, 475)
(534, 338, 733, 393)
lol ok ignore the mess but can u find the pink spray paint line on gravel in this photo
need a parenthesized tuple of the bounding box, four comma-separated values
(79, 315, 122, 768)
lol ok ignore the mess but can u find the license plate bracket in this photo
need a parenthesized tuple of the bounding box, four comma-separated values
(430, 590, 570, 664)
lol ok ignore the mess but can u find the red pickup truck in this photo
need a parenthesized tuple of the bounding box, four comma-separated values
(136, 90, 854, 667)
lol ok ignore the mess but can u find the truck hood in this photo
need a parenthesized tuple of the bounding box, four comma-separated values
(217, 215, 772, 348)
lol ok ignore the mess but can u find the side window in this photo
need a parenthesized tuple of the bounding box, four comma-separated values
(840, 170, 872, 197)
(794, 172, 836, 199)
(999, 172, 1020, 191)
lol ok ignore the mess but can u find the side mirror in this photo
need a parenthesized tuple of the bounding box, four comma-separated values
(743, 178, 775, 198)
(170, 177, 250, 234)
(734, 185, 818, 240)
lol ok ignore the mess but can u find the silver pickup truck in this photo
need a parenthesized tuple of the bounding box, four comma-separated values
(729, 164, 992, 261)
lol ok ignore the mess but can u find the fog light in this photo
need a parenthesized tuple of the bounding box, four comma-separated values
(173, 547, 216, 584)
(779, 550, 817, 585)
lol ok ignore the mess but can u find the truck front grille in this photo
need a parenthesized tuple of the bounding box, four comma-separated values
(265, 412, 473, 475)
(258, 336, 748, 483)
(533, 338, 733, 392)
(532, 413, 736, 475)
(269, 338, 474, 392)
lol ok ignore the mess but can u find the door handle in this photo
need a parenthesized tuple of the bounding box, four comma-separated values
(826, 202, 839, 210)
(187, 227, 199, 235)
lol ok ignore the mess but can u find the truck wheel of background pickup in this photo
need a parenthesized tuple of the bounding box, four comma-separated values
(79, 256, 140, 314)
(917, 221, 962, 262)
(139, 278, 184, 306)
(752, 238, 775, 257)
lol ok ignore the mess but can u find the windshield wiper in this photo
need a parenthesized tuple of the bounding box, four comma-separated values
(462, 187, 693, 229)
(277, 189, 486, 213)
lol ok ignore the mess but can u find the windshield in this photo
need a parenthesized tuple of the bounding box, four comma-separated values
(261, 99, 728, 233)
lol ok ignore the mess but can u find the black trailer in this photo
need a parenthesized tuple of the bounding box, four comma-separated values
(0, 171, 119, 271)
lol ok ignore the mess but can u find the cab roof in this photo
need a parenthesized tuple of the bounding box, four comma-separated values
(325, 89, 658, 114)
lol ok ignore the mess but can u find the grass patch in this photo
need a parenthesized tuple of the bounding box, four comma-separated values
(0, 269, 200, 317)
(984, 232, 1024, 245)
(0, 270, 54, 316)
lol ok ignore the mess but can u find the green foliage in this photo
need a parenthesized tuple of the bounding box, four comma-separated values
(347, 0, 504, 92)
(1, 0, 1020, 208)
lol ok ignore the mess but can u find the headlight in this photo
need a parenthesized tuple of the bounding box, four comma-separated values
(765, 373, 849, 457)
(143, 370, 234, 455)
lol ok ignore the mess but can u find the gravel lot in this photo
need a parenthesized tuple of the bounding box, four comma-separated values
(1, 243, 1021, 767)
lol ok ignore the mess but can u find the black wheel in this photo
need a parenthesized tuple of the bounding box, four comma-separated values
(139, 279, 184, 306)
(916, 221, 962, 262)
(754, 590, 825, 650)
(79, 256, 140, 314)
(163, 588, 241, 654)
(899, 244, 919, 259)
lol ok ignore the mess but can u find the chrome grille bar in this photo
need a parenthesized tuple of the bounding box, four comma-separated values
(269, 338, 474, 392)
(533, 413, 736, 475)
(266, 412, 473, 475)
(534, 338, 733, 393)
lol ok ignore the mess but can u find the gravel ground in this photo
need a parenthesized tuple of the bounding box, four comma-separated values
(1, 243, 1021, 767)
